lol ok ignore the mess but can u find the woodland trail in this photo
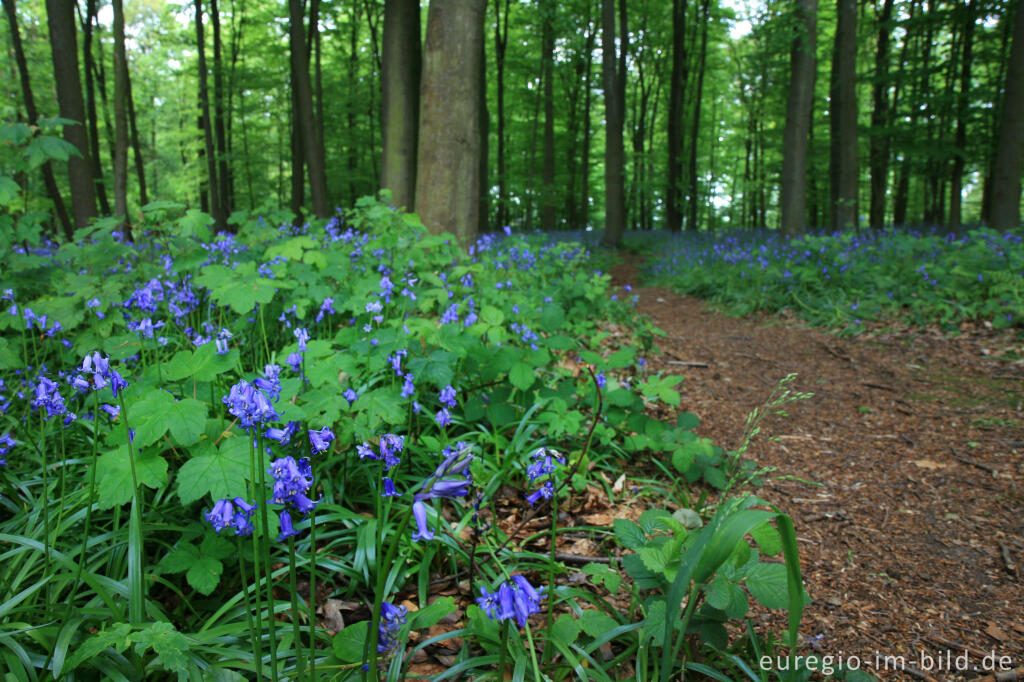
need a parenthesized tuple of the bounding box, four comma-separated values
(610, 257, 1024, 681)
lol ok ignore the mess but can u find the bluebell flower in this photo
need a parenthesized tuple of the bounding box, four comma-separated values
(286, 352, 303, 373)
(343, 388, 358, 405)
(526, 448, 564, 482)
(223, 380, 279, 429)
(435, 408, 451, 428)
(411, 444, 474, 542)
(265, 426, 291, 444)
(278, 509, 298, 541)
(0, 432, 16, 466)
(377, 602, 407, 655)
(526, 481, 555, 506)
(595, 373, 607, 389)
(357, 442, 377, 460)
(254, 364, 282, 401)
(401, 375, 415, 399)
(215, 337, 229, 355)
(439, 385, 457, 408)
(309, 426, 335, 454)
(294, 328, 310, 352)
(382, 477, 399, 497)
(477, 575, 546, 627)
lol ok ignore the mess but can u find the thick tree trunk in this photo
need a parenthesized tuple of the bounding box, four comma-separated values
(666, 0, 687, 233)
(289, 0, 329, 218)
(195, 0, 223, 230)
(948, 0, 977, 231)
(541, 2, 556, 232)
(479, 38, 489, 234)
(869, 0, 895, 229)
(46, 0, 97, 229)
(981, 7, 1013, 224)
(414, 0, 486, 245)
(80, 0, 109, 216)
(600, 0, 627, 247)
(830, 0, 857, 230)
(991, 0, 1024, 230)
(3, 0, 73, 239)
(780, 0, 817, 237)
(687, 0, 710, 231)
(112, 0, 129, 229)
(211, 0, 231, 219)
(126, 75, 147, 205)
(380, 0, 420, 209)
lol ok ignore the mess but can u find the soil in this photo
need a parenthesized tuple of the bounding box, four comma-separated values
(609, 255, 1024, 681)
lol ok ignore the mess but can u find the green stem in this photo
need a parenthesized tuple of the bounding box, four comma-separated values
(309, 511, 318, 680)
(288, 536, 306, 681)
(73, 392, 102, 599)
(117, 392, 144, 626)
(37, 411, 51, 609)
(522, 620, 543, 682)
(235, 535, 258, 672)
(248, 436, 266, 679)
(256, 434, 280, 680)
(364, 508, 413, 680)
(541, 492, 558, 666)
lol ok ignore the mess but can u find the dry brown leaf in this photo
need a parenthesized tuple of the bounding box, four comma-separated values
(912, 459, 946, 470)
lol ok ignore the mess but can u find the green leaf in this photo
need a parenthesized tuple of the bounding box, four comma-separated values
(186, 556, 224, 595)
(613, 519, 646, 551)
(176, 437, 250, 504)
(641, 600, 666, 641)
(0, 177, 20, 206)
(410, 597, 455, 629)
(161, 543, 199, 573)
(131, 622, 191, 675)
(745, 561, 789, 610)
(333, 621, 370, 662)
(750, 521, 783, 556)
(359, 388, 406, 425)
(96, 447, 168, 509)
(128, 390, 175, 447)
(638, 545, 669, 573)
(67, 623, 133, 669)
(509, 362, 535, 391)
(480, 304, 504, 326)
(578, 610, 618, 638)
(540, 305, 565, 332)
(199, 533, 234, 561)
(704, 574, 732, 610)
(163, 398, 208, 446)
(549, 614, 580, 645)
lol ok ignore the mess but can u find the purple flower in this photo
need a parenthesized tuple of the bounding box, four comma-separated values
(439, 385, 457, 408)
(526, 481, 554, 506)
(343, 388, 358, 405)
(357, 442, 377, 460)
(278, 509, 298, 541)
(411, 500, 435, 542)
(0, 432, 15, 466)
(477, 576, 546, 627)
(206, 497, 257, 535)
(223, 380, 279, 429)
(308, 426, 335, 454)
(400, 375, 415, 399)
(294, 327, 310, 352)
(382, 477, 399, 497)
(377, 602, 407, 655)
(215, 338, 229, 355)
(435, 408, 451, 428)
(286, 353, 303, 373)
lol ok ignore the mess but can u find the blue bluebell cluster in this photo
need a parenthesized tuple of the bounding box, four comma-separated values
(205, 497, 258, 535)
(525, 447, 564, 506)
(476, 574, 547, 627)
(358, 434, 406, 498)
(0, 432, 16, 466)
(377, 601, 407, 656)
(223, 380, 279, 430)
(412, 443, 473, 542)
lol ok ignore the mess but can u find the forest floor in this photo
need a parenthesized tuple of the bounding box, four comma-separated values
(609, 255, 1024, 681)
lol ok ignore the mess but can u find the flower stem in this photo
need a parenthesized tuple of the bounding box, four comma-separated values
(72, 392, 102, 600)
(308, 508, 318, 680)
(248, 435, 266, 679)
(256, 435, 279, 679)
(288, 536, 306, 681)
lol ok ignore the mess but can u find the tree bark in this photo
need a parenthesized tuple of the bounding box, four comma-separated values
(868, 0, 894, 229)
(830, 0, 857, 230)
(126, 75, 147, 205)
(289, 0, 329, 218)
(666, 0, 687, 232)
(688, 0, 710, 231)
(112, 0, 129, 228)
(494, 0, 510, 228)
(600, 0, 627, 247)
(80, 0, 110, 216)
(780, 0, 817, 237)
(580, 1, 594, 231)
(211, 0, 231, 219)
(415, 0, 486, 245)
(196, 0, 223, 230)
(948, 0, 977, 231)
(46, 0, 97, 229)
(3, 0, 73, 239)
(991, 0, 1024, 230)
(380, 0, 421, 209)
(541, 1, 556, 232)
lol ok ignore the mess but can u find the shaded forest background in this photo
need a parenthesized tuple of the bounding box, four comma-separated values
(2, 0, 1023, 246)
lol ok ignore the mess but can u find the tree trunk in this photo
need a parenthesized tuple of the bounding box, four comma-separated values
(45, 0, 97, 229)
(991, 0, 1024, 230)
(380, 0, 421, 209)
(3, 0, 73, 239)
(127, 75, 147, 205)
(494, 0, 510, 228)
(981, 6, 1013, 224)
(80, 0, 109, 215)
(289, 0, 329, 218)
(479, 37, 489, 234)
(580, 2, 594, 230)
(687, 0, 710, 231)
(830, 0, 857, 230)
(948, 0, 977, 231)
(541, 1, 556, 232)
(666, 0, 687, 232)
(112, 0, 129, 228)
(415, 0, 486, 245)
(868, 0, 895, 229)
(196, 0, 223, 230)
(780, 0, 817, 237)
(600, 0, 627, 247)
(211, 0, 231, 219)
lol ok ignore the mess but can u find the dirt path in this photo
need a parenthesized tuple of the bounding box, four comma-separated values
(611, 258, 1024, 681)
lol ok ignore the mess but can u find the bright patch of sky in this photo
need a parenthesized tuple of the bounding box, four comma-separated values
(720, 0, 754, 39)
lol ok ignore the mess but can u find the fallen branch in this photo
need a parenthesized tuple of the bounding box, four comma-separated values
(951, 448, 1000, 475)
(667, 360, 709, 368)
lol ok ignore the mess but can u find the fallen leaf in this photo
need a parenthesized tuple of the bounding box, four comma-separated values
(612, 473, 626, 494)
(912, 459, 946, 470)
(318, 599, 346, 635)
(985, 622, 1008, 642)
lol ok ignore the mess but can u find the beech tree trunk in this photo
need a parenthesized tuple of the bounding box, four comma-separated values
(869, 0, 895, 229)
(211, 0, 231, 218)
(948, 0, 977, 231)
(991, 0, 1024, 230)
(80, 0, 110, 216)
(830, 0, 857, 230)
(541, 2, 556, 232)
(46, 0, 97, 230)
(666, 0, 687, 232)
(414, 0, 486, 245)
(780, 0, 817, 236)
(289, 0, 329, 218)
(196, 0, 224, 230)
(600, 0, 627, 247)
(3, 0, 72, 239)
(112, 0, 129, 227)
(494, 0, 510, 228)
(380, 0, 421, 209)
(688, 0, 710, 231)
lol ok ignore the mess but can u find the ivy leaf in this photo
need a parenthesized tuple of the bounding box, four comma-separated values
(187, 556, 224, 595)
(96, 447, 168, 509)
(176, 437, 250, 504)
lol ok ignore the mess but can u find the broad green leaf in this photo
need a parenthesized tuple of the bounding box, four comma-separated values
(186, 556, 224, 595)
(750, 521, 783, 556)
(509, 362, 535, 391)
(176, 437, 250, 504)
(131, 622, 191, 675)
(161, 543, 199, 573)
(480, 304, 504, 326)
(96, 447, 168, 508)
(333, 621, 370, 662)
(164, 398, 207, 446)
(578, 610, 617, 639)
(704, 574, 732, 610)
(549, 613, 580, 645)
(745, 561, 789, 610)
(540, 305, 565, 332)
(613, 519, 646, 551)
(410, 597, 455, 629)
(0, 177, 19, 206)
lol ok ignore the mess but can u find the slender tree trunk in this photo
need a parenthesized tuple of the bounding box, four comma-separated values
(494, 0, 510, 228)
(830, 0, 857, 230)
(196, 0, 223, 230)
(781, 0, 817, 236)
(311, 0, 329, 192)
(687, 0, 710, 231)
(45, 0, 97, 229)
(3, 0, 72, 239)
(524, 49, 542, 230)
(289, 0, 329, 218)
(290, 86, 305, 223)
(991, 0, 1024, 230)
(126, 75, 147, 205)
(541, 1, 556, 232)
(80, 0, 109, 215)
(600, 0, 627, 247)
(580, 3, 594, 230)
(981, 7, 1013, 224)
(211, 0, 231, 220)
(346, 8, 359, 205)
(112, 0, 129, 229)
(948, 0, 977, 231)
(415, 0, 486, 245)
(869, 0, 895, 229)
(380, 0, 421, 209)
(666, 0, 687, 232)
(479, 37, 489, 234)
